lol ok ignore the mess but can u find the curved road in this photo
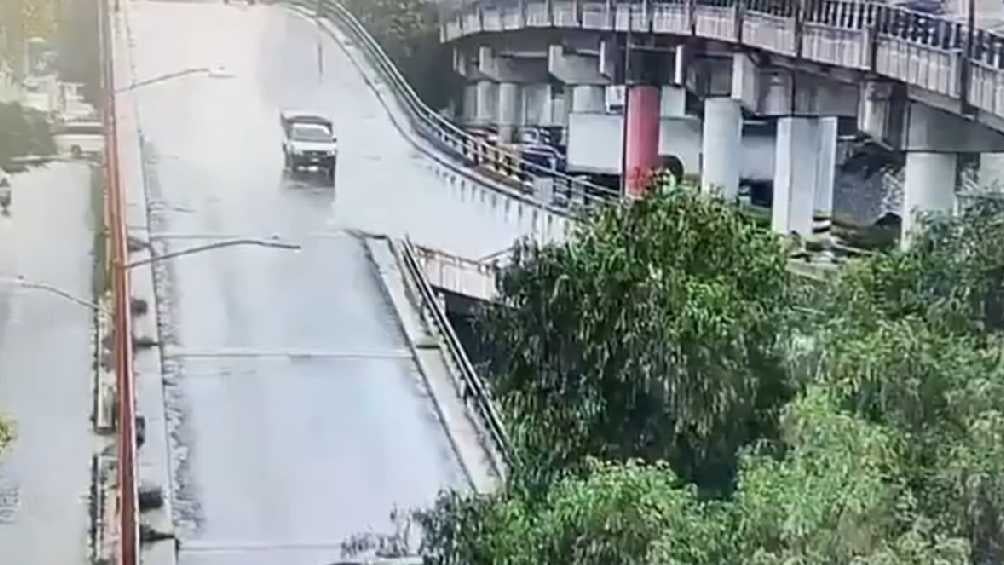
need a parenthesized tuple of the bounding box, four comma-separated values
(116, 1, 539, 563)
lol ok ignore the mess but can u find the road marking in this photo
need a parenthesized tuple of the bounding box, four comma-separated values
(163, 348, 412, 360)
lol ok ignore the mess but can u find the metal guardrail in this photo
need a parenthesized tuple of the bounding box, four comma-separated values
(445, 0, 1004, 123)
(99, 0, 140, 563)
(286, 0, 622, 214)
(399, 237, 514, 476)
(413, 244, 500, 302)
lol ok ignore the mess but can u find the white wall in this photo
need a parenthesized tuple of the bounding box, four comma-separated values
(567, 111, 776, 180)
(0, 63, 20, 104)
(567, 113, 622, 173)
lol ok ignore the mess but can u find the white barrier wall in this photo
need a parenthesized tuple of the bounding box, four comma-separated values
(566, 111, 776, 180)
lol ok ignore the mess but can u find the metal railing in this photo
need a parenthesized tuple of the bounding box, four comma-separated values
(99, 0, 139, 563)
(413, 244, 500, 302)
(286, 0, 622, 214)
(399, 237, 514, 477)
(444, 0, 1004, 123)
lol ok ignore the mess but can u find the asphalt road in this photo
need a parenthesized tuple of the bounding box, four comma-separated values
(0, 162, 95, 564)
(119, 1, 540, 563)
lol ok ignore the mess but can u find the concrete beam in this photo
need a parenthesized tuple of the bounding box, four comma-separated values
(734, 61, 858, 117)
(478, 46, 549, 83)
(687, 55, 733, 98)
(453, 47, 487, 80)
(549, 44, 613, 85)
(905, 103, 1004, 153)
(858, 80, 908, 149)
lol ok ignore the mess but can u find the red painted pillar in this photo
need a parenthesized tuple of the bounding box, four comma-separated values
(624, 86, 661, 198)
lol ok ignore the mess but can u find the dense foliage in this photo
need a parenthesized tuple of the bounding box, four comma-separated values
(342, 0, 459, 110)
(415, 185, 1004, 564)
(1, 0, 58, 72)
(481, 190, 793, 490)
(0, 102, 55, 164)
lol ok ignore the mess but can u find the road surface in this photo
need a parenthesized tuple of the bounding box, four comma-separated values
(116, 1, 540, 563)
(0, 162, 96, 564)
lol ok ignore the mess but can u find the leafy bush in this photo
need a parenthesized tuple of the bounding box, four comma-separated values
(0, 102, 55, 164)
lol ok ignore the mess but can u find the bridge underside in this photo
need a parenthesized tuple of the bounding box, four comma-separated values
(444, 0, 1004, 244)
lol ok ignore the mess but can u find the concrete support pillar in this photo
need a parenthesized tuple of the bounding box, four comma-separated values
(571, 85, 605, 113)
(772, 117, 813, 236)
(902, 152, 957, 246)
(813, 117, 838, 230)
(773, 117, 837, 236)
(497, 82, 521, 143)
(475, 80, 497, 124)
(660, 85, 686, 118)
(625, 86, 661, 197)
(701, 98, 742, 199)
(980, 153, 1004, 190)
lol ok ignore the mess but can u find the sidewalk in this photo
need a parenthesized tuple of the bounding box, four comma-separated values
(0, 162, 97, 564)
(111, 1, 179, 564)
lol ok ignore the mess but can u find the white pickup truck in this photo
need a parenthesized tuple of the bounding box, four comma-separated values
(280, 110, 338, 182)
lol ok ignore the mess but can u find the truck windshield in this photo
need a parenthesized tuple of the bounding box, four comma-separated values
(291, 124, 331, 143)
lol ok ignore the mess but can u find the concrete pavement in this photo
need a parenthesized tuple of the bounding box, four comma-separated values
(0, 162, 97, 565)
(112, 1, 527, 562)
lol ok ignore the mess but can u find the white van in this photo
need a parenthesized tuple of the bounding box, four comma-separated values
(54, 121, 104, 160)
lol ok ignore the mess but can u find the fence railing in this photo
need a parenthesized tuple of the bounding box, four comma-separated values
(288, 0, 622, 214)
(399, 237, 514, 478)
(99, 0, 139, 563)
(444, 0, 1004, 123)
(413, 244, 500, 302)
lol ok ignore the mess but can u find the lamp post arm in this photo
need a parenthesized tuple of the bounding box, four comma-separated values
(0, 277, 105, 312)
(115, 66, 221, 93)
(121, 238, 301, 270)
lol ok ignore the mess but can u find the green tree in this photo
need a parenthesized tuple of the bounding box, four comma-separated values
(342, 0, 458, 109)
(0, 102, 55, 164)
(482, 187, 793, 489)
(416, 389, 968, 564)
(415, 189, 1004, 565)
(802, 200, 1004, 562)
(731, 387, 968, 564)
(1, 0, 58, 72)
(417, 460, 731, 565)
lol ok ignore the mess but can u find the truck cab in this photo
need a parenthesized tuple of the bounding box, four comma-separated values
(280, 110, 338, 182)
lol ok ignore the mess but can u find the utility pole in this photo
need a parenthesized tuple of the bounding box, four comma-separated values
(620, 15, 632, 196)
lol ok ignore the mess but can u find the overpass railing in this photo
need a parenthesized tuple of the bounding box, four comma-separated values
(399, 237, 514, 478)
(444, 0, 1004, 122)
(288, 0, 621, 214)
(414, 244, 500, 302)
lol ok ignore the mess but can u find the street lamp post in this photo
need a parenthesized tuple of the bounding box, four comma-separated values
(0, 238, 301, 312)
(115, 66, 233, 93)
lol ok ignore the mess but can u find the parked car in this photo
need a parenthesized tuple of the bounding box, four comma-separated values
(54, 120, 104, 160)
(280, 110, 338, 182)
